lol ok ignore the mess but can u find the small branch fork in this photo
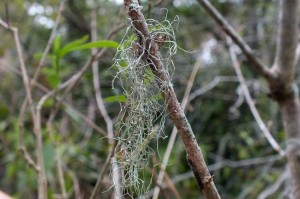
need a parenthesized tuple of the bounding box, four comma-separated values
(124, 1, 221, 198)
(196, 0, 299, 102)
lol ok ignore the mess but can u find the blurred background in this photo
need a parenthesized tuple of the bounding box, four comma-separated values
(0, 0, 288, 198)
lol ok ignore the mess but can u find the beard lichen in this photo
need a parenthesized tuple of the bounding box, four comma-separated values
(112, 12, 179, 196)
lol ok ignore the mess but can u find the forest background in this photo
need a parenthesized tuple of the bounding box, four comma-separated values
(0, 0, 293, 198)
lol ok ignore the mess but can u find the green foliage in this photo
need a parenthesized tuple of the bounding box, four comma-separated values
(0, 0, 287, 198)
(35, 35, 118, 88)
(104, 95, 127, 103)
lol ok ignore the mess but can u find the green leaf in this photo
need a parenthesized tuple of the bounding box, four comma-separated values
(53, 35, 61, 55)
(62, 35, 89, 50)
(53, 35, 63, 70)
(120, 35, 137, 50)
(60, 40, 118, 57)
(104, 95, 127, 103)
(43, 98, 55, 108)
(47, 73, 61, 88)
(120, 61, 128, 67)
(34, 52, 43, 60)
(59, 35, 89, 56)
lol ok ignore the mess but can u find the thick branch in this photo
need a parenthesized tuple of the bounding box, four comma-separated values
(271, 0, 299, 90)
(196, 0, 271, 79)
(125, 1, 220, 198)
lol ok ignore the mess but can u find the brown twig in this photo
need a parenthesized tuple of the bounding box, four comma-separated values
(164, 172, 182, 199)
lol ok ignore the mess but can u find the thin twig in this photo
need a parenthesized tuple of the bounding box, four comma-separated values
(227, 37, 285, 157)
(68, 170, 81, 199)
(189, 76, 239, 102)
(91, 8, 114, 142)
(90, 7, 121, 198)
(257, 170, 288, 199)
(53, 140, 68, 199)
(3, 51, 107, 136)
(18, 92, 39, 171)
(164, 172, 182, 199)
(144, 154, 282, 198)
(0, 18, 47, 199)
(90, 142, 117, 199)
(32, 0, 66, 85)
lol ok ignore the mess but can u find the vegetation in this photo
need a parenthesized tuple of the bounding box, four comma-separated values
(0, 0, 298, 198)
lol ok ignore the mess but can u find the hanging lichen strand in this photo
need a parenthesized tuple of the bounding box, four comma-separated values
(112, 12, 178, 196)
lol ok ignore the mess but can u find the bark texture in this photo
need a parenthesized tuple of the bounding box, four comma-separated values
(124, 1, 221, 198)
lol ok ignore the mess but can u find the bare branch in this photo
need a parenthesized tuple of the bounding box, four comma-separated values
(90, 142, 117, 199)
(91, 8, 114, 142)
(196, 0, 272, 79)
(90, 7, 121, 198)
(271, 0, 299, 88)
(0, 18, 47, 199)
(53, 141, 68, 199)
(189, 76, 239, 102)
(227, 37, 285, 156)
(257, 170, 288, 199)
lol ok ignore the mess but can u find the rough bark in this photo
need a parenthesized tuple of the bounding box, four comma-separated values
(124, 1, 221, 198)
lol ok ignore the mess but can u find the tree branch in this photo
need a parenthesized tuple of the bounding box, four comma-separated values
(196, 0, 272, 79)
(152, 55, 202, 199)
(271, 0, 299, 92)
(124, 1, 221, 198)
(0, 18, 47, 199)
(90, 7, 121, 198)
(227, 37, 285, 157)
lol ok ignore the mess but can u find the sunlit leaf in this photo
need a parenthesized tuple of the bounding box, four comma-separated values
(61, 35, 89, 52)
(104, 95, 127, 102)
(59, 40, 118, 58)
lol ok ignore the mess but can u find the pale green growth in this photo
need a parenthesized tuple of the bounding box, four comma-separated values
(112, 12, 179, 196)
